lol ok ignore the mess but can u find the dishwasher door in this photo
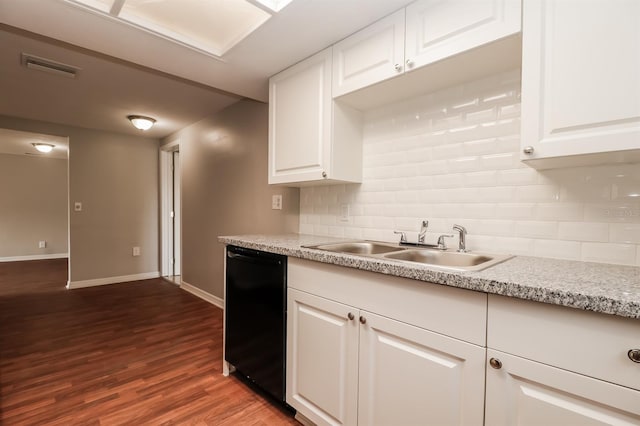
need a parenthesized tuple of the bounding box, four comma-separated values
(225, 245, 287, 402)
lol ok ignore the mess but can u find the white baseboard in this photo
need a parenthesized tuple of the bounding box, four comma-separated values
(0, 253, 68, 263)
(181, 281, 224, 309)
(67, 271, 160, 289)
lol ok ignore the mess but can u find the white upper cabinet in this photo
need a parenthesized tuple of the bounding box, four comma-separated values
(332, 10, 406, 98)
(333, 0, 521, 108)
(405, 0, 522, 70)
(521, 0, 640, 168)
(269, 48, 362, 186)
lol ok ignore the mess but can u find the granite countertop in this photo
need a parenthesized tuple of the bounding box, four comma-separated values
(218, 234, 640, 320)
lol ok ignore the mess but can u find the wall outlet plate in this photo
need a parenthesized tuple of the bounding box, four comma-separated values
(133, 246, 141, 256)
(38, 240, 46, 249)
(272, 194, 282, 210)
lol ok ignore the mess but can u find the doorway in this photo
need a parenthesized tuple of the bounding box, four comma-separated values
(160, 142, 181, 283)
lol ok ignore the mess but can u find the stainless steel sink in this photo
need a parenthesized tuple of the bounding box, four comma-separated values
(303, 240, 512, 272)
(304, 241, 406, 255)
(383, 249, 511, 272)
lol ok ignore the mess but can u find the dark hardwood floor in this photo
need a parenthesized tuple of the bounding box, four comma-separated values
(0, 259, 298, 425)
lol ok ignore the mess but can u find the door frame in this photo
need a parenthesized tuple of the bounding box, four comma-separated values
(160, 139, 181, 278)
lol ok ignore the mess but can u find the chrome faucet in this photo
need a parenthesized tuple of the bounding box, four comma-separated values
(453, 224, 467, 252)
(418, 220, 429, 244)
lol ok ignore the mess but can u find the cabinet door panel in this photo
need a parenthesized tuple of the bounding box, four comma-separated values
(333, 9, 405, 97)
(406, 0, 521, 70)
(358, 312, 485, 426)
(286, 289, 358, 426)
(486, 349, 640, 425)
(269, 48, 332, 184)
(521, 0, 640, 164)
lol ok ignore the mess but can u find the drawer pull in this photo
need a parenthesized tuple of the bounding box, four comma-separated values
(359, 316, 366, 324)
(347, 312, 354, 321)
(629, 349, 640, 363)
(489, 358, 502, 369)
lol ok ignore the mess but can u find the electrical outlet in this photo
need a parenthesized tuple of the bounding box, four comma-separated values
(272, 194, 282, 210)
(38, 240, 47, 249)
(74, 201, 82, 212)
(132, 246, 141, 256)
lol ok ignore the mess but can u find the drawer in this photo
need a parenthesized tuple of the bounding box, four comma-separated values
(488, 295, 640, 391)
(288, 257, 487, 346)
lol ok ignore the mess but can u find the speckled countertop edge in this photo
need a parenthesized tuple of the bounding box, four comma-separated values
(218, 234, 640, 320)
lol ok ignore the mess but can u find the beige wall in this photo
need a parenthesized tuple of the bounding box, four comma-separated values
(0, 153, 68, 258)
(0, 115, 160, 282)
(163, 99, 299, 298)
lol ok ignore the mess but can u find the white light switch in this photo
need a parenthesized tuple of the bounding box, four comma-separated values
(339, 204, 350, 222)
(132, 247, 141, 256)
(272, 194, 282, 210)
(74, 202, 82, 212)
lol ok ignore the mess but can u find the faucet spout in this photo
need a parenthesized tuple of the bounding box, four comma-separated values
(418, 220, 429, 244)
(453, 224, 467, 252)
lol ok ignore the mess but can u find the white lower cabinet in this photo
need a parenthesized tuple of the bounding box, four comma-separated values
(485, 349, 640, 425)
(358, 311, 485, 426)
(287, 289, 358, 426)
(287, 287, 486, 426)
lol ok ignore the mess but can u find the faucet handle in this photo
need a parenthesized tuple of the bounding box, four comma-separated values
(393, 231, 407, 243)
(436, 234, 454, 250)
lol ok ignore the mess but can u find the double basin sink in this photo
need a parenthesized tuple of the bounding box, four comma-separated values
(303, 241, 512, 272)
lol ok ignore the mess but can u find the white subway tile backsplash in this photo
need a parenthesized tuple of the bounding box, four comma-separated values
(558, 222, 609, 242)
(516, 185, 561, 202)
(582, 243, 637, 266)
(533, 240, 581, 260)
(514, 221, 558, 239)
(584, 203, 640, 223)
(609, 223, 640, 244)
(464, 171, 498, 187)
(299, 70, 640, 265)
(536, 203, 584, 221)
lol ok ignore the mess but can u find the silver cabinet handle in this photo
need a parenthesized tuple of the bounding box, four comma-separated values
(347, 312, 355, 321)
(489, 358, 502, 369)
(523, 146, 535, 155)
(629, 349, 640, 363)
(394, 63, 402, 72)
(405, 58, 414, 68)
(359, 316, 366, 325)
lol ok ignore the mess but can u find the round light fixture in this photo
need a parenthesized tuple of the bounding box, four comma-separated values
(32, 143, 55, 153)
(127, 115, 156, 131)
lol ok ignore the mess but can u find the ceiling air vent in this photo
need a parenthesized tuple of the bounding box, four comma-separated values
(21, 53, 80, 79)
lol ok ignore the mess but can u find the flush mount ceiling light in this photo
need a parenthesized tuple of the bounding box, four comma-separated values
(64, 0, 292, 58)
(128, 115, 156, 131)
(32, 143, 55, 153)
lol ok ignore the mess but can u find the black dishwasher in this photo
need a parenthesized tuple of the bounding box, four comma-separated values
(225, 245, 287, 402)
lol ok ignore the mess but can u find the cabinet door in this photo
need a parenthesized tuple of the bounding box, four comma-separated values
(269, 48, 332, 184)
(521, 0, 640, 166)
(286, 289, 358, 426)
(405, 0, 521, 71)
(358, 311, 485, 426)
(486, 349, 640, 425)
(332, 9, 405, 98)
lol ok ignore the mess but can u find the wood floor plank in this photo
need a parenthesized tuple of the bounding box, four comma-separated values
(0, 259, 298, 425)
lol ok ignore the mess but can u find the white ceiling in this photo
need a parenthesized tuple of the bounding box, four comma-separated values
(0, 0, 412, 138)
